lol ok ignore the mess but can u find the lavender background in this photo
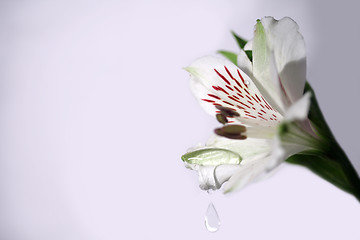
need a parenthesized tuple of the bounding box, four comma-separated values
(0, 0, 359, 239)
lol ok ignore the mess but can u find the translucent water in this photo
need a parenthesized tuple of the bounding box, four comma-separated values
(205, 202, 220, 232)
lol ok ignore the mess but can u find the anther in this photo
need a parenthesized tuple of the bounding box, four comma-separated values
(216, 113, 228, 124)
(215, 106, 240, 117)
(214, 125, 247, 140)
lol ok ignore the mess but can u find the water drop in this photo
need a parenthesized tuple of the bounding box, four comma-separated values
(205, 202, 220, 232)
(244, 80, 250, 86)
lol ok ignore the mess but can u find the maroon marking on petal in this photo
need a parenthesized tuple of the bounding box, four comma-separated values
(232, 95, 240, 100)
(260, 104, 265, 109)
(226, 85, 234, 91)
(224, 66, 236, 80)
(228, 96, 242, 104)
(222, 101, 234, 106)
(237, 105, 245, 110)
(260, 109, 267, 114)
(213, 103, 222, 106)
(252, 96, 259, 103)
(270, 118, 274, 120)
(255, 94, 262, 102)
(214, 69, 231, 85)
(208, 94, 221, 100)
(244, 88, 250, 95)
(258, 115, 267, 121)
(246, 95, 254, 102)
(272, 114, 277, 118)
(239, 102, 250, 109)
(202, 99, 215, 103)
(247, 100, 254, 106)
(258, 112, 263, 116)
(234, 86, 242, 94)
(261, 96, 273, 110)
(245, 114, 256, 119)
(237, 69, 246, 86)
(213, 86, 229, 95)
(237, 93, 244, 98)
(252, 107, 256, 110)
(244, 110, 250, 114)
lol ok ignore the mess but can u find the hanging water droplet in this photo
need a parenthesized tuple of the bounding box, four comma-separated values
(244, 80, 250, 86)
(205, 202, 220, 232)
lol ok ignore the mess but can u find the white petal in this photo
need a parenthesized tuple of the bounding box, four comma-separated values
(237, 49, 252, 77)
(252, 21, 286, 114)
(206, 135, 273, 166)
(194, 165, 241, 191)
(260, 17, 306, 103)
(266, 135, 308, 170)
(197, 136, 274, 191)
(223, 155, 271, 193)
(284, 92, 311, 122)
(186, 56, 282, 127)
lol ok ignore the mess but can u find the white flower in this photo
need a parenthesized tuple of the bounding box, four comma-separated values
(182, 17, 320, 193)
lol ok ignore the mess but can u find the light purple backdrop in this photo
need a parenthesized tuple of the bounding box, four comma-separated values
(0, 0, 359, 239)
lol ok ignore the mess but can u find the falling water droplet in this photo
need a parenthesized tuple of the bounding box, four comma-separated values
(244, 80, 250, 86)
(205, 202, 220, 232)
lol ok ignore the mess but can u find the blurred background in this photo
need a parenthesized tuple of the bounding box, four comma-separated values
(0, 0, 359, 239)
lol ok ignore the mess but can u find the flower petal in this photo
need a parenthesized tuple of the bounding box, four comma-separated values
(252, 20, 287, 114)
(259, 17, 306, 103)
(237, 49, 252, 77)
(186, 56, 282, 127)
(223, 155, 271, 193)
(283, 92, 311, 122)
(206, 135, 272, 163)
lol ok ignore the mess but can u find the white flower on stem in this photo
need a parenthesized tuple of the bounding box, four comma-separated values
(182, 17, 321, 193)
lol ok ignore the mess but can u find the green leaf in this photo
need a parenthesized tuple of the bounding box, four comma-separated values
(218, 50, 237, 65)
(245, 50, 253, 62)
(231, 31, 247, 49)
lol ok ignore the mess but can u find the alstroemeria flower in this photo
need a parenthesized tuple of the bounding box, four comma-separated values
(182, 17, 321, 193)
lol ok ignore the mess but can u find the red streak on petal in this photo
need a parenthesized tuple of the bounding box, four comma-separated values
(244, 88, 250, 95)
(252, 96, 259, 103)
(258, 115, 267, 121)
(245, 114, 256, 119)
(234, 85, 242, 94)
(208, 94, 221, 100)
(224, 66, 236, 80)
(237, 105, 245, 110)
(247, 100, 254, 106)
(222, 101, 234, 106)
(228, 96, 242, 104)
(261, 109, 267, 114)
(237, 69, 246, 86)
(232, 95, 240, 100)
(226, 85, 234, 91)
(214, 69, 230, 85)
(213, 86, 229, 95)
(255, 94, 262, 102)
(239, 102, 250, 108)
(202, 99, 215, 103)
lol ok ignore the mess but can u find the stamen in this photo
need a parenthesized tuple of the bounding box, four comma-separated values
(215, 105, 240, 117)
(214, 125, 247, 140)
(216, 113, 228, 124)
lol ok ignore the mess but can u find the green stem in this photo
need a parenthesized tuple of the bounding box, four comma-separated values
(287, 83, 360, 202)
